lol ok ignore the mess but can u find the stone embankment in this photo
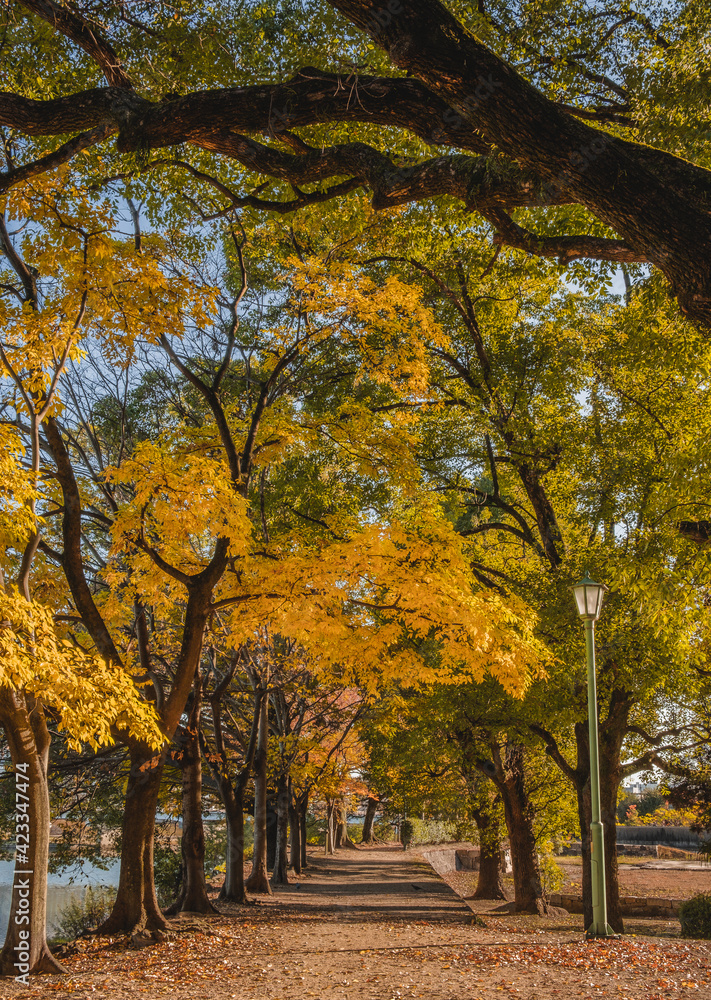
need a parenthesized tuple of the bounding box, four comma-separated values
(549, 891, 683, 918)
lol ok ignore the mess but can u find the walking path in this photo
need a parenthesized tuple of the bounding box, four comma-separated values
(259, 845, 471, 923)
(1, 845, 710, 999)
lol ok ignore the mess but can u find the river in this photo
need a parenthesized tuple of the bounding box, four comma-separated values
(0, 859, 120, 938)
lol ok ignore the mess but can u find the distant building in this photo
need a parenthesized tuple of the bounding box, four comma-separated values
(622, 780, 659, 797)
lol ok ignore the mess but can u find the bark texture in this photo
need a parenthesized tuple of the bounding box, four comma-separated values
(0, 691, 65, 977)
(325, 799, 335, 855)
(98, 748, 167, 936)
(334, 798, 358, 849)
(271, 778, 290, 886)
(166, 681, 218, 915)
(266, 799, 278, 872)
(246, 691, 272, 894)
(299, 795, 309, 871)
(288, 783, 301, 875)
(492, 743, 548, 915)
(470, 806, 506, 901)
(360, 796, 379, 845)
(219, 779, 248, 903)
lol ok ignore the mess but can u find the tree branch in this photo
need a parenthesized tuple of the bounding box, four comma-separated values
(16, 0, 133, 89)
(484, 207, 648, 264)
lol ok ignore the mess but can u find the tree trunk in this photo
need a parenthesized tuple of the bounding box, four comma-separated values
(266, 797, 278, 871)
(99, 746, 168, 936)
(300, 794, 309, 870)
(288, 781, 301, 875)
(361, 796, 379, 844)
(245, 690, 271, 894)
(0, 691, 65, 977)
(496, 743, 547, 915)
(166, 682, 218, 915)
(470, 806, 506, 900)
(573, 697, 627, 934)
(600, 767, 623, 933)
(599, 691, 629, 935)
(334, 797, 357, 849)
(45, 411, 227, 935)
(207, 675, 263, 905)
(271, 776, 290, 886)
(218, 775, 248, 903)
(325, 799, 335, 855)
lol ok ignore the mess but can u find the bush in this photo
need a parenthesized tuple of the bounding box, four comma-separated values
(372, 817, 462, 845)
(617, 792, 639, 823)
(373, 819, 397, 842)
(306, 812, 327, 845)
(538, 842, 565, 894)
(54, 886, 116, 942)
(679, 893, 711, 938)
(153, 842, 182, 908)
(407, 817, 459, 845)
(204, 821, 229, 872)
(638, 789, 664, 817)
(400, 819, 414, 847)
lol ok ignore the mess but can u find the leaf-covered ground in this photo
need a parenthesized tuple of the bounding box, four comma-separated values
(1, 847, 709, 999)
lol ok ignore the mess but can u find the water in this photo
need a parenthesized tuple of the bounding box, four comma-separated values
(0, 858, 120, 938)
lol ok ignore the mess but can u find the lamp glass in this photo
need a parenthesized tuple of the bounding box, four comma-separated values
(573, 574, 606, 620)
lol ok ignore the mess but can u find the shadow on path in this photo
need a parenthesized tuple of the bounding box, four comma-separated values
(265, 846, 471, 923)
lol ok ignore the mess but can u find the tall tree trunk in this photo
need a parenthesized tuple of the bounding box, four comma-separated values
(266, 797, 278, 871)
(334, 797, 357, 848)
(207, 672, 263, 905)
(534, 709, 626, 933)
(600, 767, 623, 933)
(333, 798, 346, 848)
(361, 796, 379, 845)
(246, 690, 271, 894)
(325, 799, 335, 855)
(495, 743, 548, 915)
(288, 781, 301, 875)
(99, 746, 168, 936)
(573, 701, 627, 934)
(0, 691, 64, 977)
(470, 806, 506, 900)
(300, 794, 309, 870)
(271, 775, 290, 886)
(166, 680, 217, 915)
(598, 689, 629, 935)
(218, 776, 248, 903)
(104, 586, 218, 935)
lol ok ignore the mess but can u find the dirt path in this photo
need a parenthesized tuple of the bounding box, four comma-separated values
(236, 845, 471, 923)
(1, 846, 710, 999)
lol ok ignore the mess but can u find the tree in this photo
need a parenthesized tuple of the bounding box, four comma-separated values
(362, 682, 574, 914)
(360, 796, 381, 846)
(202, 649, 264, 904)
(2, 0, 711, 326)
(163, 670, 219, 916)
(0, 180, 169, 970)
(0, 582, 161, 976)
(287, 199, 711, 928)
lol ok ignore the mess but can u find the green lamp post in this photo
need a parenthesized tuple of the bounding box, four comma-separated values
(573, 572, 616, 939)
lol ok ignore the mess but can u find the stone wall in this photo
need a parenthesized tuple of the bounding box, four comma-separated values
(421, 844, 511, 875)
(549, 892, 682, 918)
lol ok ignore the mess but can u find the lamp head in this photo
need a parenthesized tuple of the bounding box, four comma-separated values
(573, 572, 606, 621)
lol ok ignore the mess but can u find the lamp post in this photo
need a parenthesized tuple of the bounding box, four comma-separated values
(573, 572, 616, 939)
